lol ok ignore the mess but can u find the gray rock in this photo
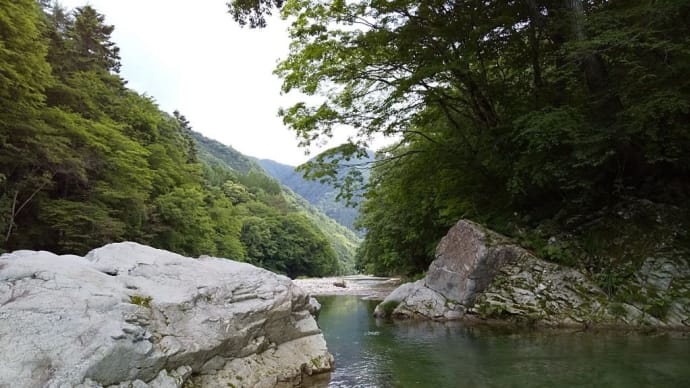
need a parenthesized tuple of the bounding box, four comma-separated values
(332, 279, 346, 288)
(375, 219, 690, 329)
(426, 220, 523, 305)
(376, 221, 522, 321)
(0, 242, 332, 388)
(471, 254, 610, 325)
(374, 280, 464, 320)
(147, 366, 191, 388)
(307, 297, 321, 319)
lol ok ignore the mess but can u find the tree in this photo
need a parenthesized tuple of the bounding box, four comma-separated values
(207, 189, 247, 260)
(0, 0, 52, 107)
(68, 6, 121, 73)
(152, 187, 216, 256)
(0, 0, 55, 247)
(173, 110, 199, 163)
(274, 213, 339, 277)
(228, 0, 285, 28)
(240, 213, 338, 277)
(240, 216, 278, 266)
(238, 0, 690, 274)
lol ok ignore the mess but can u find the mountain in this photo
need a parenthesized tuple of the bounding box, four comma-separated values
(256, 152, 374, 231)
(192, 132, 257, 174)
(191, 132, 361, 273)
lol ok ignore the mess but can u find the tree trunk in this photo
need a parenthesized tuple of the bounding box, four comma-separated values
(4, 191, 18, 243)
(564, 0, 586, 41)
(4, 179, 51, 244)
(524, 0, 544, 105)
(562, 0, 621, 114)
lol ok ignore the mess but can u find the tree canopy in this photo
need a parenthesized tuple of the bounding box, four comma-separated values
(231, 0, 690, 275)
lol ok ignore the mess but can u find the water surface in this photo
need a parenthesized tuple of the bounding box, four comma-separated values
(317, 295, 689, 388)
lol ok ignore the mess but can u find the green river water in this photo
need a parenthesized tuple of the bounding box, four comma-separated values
(316, 295, 690, 388)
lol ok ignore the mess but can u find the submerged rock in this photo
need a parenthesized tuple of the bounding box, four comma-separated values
(375, 220, 690, 329)
(0, 242, 333, 388)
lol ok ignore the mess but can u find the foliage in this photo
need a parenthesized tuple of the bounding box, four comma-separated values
(377, 300, 400, 318)
(228, 0, 285, 28)
(152, 187, 216, 256)
(192, 131, 256, 174)
(253, 0, 690, 275)
(0, 1, 347, 278)
(279, 186, 361, 273)
(194, 131, 361, 274)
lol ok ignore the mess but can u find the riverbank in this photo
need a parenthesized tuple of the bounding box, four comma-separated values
(375, 220, 690, 331)
(294, 275, 400, 300)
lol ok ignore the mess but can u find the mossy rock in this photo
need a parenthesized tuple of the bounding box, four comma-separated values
(130, 295, 152, 308)
(378, 300, 400, 318)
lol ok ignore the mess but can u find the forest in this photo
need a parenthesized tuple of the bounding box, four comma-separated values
(0, 0, 359, 278)
(3, 0, 689, 291)
(230, 0, 690, 281)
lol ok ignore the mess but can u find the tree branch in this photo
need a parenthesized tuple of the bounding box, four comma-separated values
(5, 178, 52, 243)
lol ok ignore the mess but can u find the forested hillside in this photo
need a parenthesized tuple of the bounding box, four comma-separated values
(192, 131, 257, 174)
(230, 0, 690, 283)
(257, 157, 368, 231)
(0, 0, 350, 278)
(192, 132, 361, 273)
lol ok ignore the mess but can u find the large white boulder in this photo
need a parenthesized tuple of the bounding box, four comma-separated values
(0, 242, 333, 388)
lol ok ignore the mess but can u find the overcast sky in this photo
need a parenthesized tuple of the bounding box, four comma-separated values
(59, 0, 333, 166)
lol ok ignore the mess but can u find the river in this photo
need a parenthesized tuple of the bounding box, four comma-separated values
(316, 295, 690, 388)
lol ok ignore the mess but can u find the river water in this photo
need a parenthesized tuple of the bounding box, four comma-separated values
(316, 295, 690, 388)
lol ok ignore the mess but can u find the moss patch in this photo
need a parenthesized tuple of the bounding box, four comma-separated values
(311, 357, 321, 368)
(130, 295, 152, 308)
(378, 300, 401, 317)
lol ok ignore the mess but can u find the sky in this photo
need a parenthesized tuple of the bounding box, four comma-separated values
(59, 0, 335, 166)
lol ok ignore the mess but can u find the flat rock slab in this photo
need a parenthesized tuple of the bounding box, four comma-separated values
(0, 242, 332, 388)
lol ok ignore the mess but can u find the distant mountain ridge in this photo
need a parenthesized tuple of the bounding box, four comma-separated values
(192, 132, 258, 173)
(191, 131, 361, 273)
(256, 153, 374, 232)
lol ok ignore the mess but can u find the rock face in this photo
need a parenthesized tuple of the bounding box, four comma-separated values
(375, 220, 524, 320)
(426, 221, 523, 306)
(0, 242, 333, 388)
(375, 220, 690, 329)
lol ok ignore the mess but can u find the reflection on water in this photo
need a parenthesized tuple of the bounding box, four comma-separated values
(316, 296, 690, 388)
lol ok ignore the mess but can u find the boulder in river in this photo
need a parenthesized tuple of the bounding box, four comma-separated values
(375, 220, 690, 329)
(0, 242, 333, 388)
(375, 220, 524, 320)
